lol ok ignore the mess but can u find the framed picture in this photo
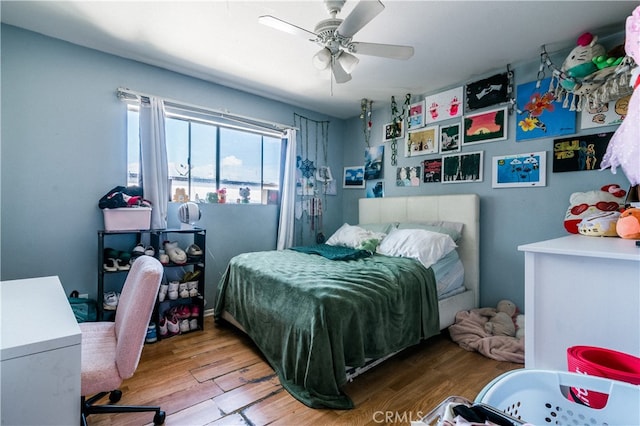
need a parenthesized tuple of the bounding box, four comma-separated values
(422, 158, 442, 182)
(442, 151, 484, 183)
(406, 125, 438, 157)
(463, 107, 508, 145)
(580, 96, 628, 129)
(382, 121, 404, 142)
(552, 132, 614, 173)
(396, 166, 421, 187)
(492, 151, 546, 188)
(424, 86, 464, 124)
(364, 145, 384, 180)
(343, 166, 365, 188)
(439, 122, 461, 153)
(366, 181, 384, 198)
(465, 72, 511, 111)
(408, 101, 425, 129)
(515, 77, 576, 142)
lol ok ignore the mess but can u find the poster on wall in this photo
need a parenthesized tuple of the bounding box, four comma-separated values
(492, 151, 546, 188)
(364, 145, 384, 180)
(516, 78, 576, 142)
(396, 166, 421, 187)
(580, 96, 628, 129)
(408, 101, 425, 129)
(465, 72, 511, 111)
(366, 181, 384, 198)
(442, 151, 483, 183)
(343, 166, 365, 188)
(422, 158, 442, 182)
(439, 122, 461, 153)
(552, 132, 614, 173)
(424, 86, 464, 124)
(406, 126, 438, 156)
(463, 107, 507, 145)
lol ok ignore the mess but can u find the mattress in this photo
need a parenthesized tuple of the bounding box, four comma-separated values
(432, 249, 465, 299)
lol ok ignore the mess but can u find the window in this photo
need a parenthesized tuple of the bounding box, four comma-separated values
(127, 106, 283, 204)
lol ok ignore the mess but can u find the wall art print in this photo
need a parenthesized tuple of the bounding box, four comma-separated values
(580, 95, 628, 130)
(516, 77, 576, 142)
(364, 145, 384, 180)
(463, 107, 507, 145)
(424, 86, 464, 125)
(442, 151, 484, 183)
(383, 121, 404, 142)
(439, 122, 461, 153)
(343, 166, 365, 188)
(406, 125, 438, 157)
(465, 72, 511, 111)
(492, 151, 546, 188)
(366, 181, 384, 198)
(408, 101, 425, 129)
(552, 132, 614, 173)
(422, 158, 442, 183)
(396, 166, 421, 187)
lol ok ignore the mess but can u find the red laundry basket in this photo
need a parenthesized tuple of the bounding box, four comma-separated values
(567, 345, 640, 409)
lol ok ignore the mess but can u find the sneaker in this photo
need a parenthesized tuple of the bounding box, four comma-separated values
(103, 291, 119, 310)
(131, 243, 145, 257)
(186, 244, 203, 259)
(158, 284, 168, 302)
(116, 252, 132, 271)
(168, 281, 180, 300)
(189, 319, 198, 331)
(159, 250, 170, 265)
(144, 246, 155, 256)
(158, 317, 168, 337)
(164, 241, 187, 265)
(145, 323, 157, 343)
(179, 319, 190, 333)
(176, 304, 191, 319)
(103, 248, 118, 272)
(190, 304, 200, 318)
(179, 283, 190, 299)
(166, 315, 180, 335)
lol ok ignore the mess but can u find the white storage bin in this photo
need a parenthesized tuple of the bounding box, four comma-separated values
(103, 207, 151, 231)
(475, 369, 640, 425)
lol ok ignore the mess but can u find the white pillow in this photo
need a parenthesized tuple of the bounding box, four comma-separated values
(378, 228, 457, 269)
(326, 223, 386, 249)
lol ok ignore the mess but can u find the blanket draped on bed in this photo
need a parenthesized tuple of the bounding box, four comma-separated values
(214, 248, 439, 409)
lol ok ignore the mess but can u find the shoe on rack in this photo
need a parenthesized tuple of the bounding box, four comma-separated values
(189, 318, 198, 331)
(116, 252, 132, 271)
(103, 291, 119, 310)
(158, 317, 168, 337)
(103, 248, 119, 272)
(145, 323, 158, 343)
(164, 241, 187, 265)
(186, 244, 203, 259)
(166, 315, 180, 335)
(190, 304, 200, 318)
(168, 281, 180, 300)
(179, 319, 190, 333)
(176, 304, 191, 319)
(158, 283, 169, 302)
(188, 282, 199, 297)
(181, 270, 201, 283)
(159, 250, 170, 265)
(131, 243, 145, 257)
(144, 246, 155, 256)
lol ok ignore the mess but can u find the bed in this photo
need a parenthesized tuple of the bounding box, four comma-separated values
(214, 194, 479, 409)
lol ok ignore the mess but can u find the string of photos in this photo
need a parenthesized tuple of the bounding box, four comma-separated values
(360, 98, 373, 147)
(388, 94, 411, 166)
(293, 113, 331, 243)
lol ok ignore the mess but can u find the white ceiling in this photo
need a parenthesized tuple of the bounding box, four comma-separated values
(1, 1, 636, 119)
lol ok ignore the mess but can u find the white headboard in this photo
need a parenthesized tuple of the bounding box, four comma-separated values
(358, 194, 480, 309)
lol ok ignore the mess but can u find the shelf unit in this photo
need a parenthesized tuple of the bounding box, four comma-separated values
(97, 227, 206, 340)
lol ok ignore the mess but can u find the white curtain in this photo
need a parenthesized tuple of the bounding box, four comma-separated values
(139, 97, 168, 229)
(276, 129, 297, 250)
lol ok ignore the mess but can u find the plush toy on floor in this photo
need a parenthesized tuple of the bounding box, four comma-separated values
(616, 208, 640, 239)
(483, 299, 518, 337)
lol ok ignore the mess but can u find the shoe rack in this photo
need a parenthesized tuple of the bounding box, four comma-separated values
(97, 228, 206, 340)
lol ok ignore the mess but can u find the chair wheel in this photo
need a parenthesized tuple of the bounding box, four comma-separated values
(109, 390, 122, 403)
(153, 410, 166, 425)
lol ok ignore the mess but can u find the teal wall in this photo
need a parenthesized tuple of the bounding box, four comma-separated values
(1, 24, 632, 312)
(0, 24, 345, 307)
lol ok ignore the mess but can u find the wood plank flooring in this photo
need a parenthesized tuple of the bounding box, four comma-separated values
(86, 316, 522, 426)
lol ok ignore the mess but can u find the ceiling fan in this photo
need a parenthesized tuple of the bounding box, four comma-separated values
(259, 0, 414, 84)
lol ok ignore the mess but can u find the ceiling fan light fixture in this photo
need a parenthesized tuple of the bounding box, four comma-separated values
(312, 48, 332, 70)
(337, 50, 359, 74)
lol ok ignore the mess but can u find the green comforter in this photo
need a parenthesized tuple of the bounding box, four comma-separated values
(214, 247, 439, 409)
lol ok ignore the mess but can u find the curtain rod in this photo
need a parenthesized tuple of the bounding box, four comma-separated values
(116, 87, 297, 133)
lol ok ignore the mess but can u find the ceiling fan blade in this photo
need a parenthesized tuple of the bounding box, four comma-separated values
(331, 58, 352, 84)
(336, 0, 384, 38)
(350, 42, 414, 60)
(258, 15, 317, 39)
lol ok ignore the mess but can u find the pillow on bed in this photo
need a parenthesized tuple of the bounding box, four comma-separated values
(396, 221, 464, 241)
(378, 228, 457, 269)
(326, 223, 386, 251)
(357, 222, 397, 234)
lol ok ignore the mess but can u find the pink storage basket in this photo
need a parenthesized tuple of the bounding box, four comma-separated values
(567, 345, 640, 408)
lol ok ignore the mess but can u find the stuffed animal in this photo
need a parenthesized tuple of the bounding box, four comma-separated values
(560, 32, 606, 93)
(578, 211, 621, 237)
(616, 208, 640, 239)
(172, 188, 189, 203)
(239, 187, 251, 203)
(484, 299, 518, 337)
(515, 314, 525, 340)
(564, 184, 626, 234)
(601, 5, 640, 186)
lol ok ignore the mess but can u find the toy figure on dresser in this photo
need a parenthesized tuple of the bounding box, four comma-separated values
(564, 184, 626, 234)
(601, 5, 640, 186)
(616, 208, 640, 239)
(239, 187, 251, 203)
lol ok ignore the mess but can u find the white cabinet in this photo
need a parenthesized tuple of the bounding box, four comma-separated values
(1, 276, 81, 425)
(518, 235, 640, 370)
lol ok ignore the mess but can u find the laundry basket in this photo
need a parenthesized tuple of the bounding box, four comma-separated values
(475, 369, 640, 425)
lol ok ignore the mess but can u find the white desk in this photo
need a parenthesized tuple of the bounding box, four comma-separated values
(1, 276, 81, 425)
(518, 235, 640, 370)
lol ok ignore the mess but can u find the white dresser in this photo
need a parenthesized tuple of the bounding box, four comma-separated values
(518, 235, 640, 370)
(1, 276, 81, 425)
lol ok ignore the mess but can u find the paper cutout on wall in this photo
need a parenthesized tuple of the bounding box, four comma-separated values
(424, 86, 463, 124)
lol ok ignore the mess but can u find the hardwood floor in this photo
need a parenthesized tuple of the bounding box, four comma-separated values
(86, 316, 522, 426)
